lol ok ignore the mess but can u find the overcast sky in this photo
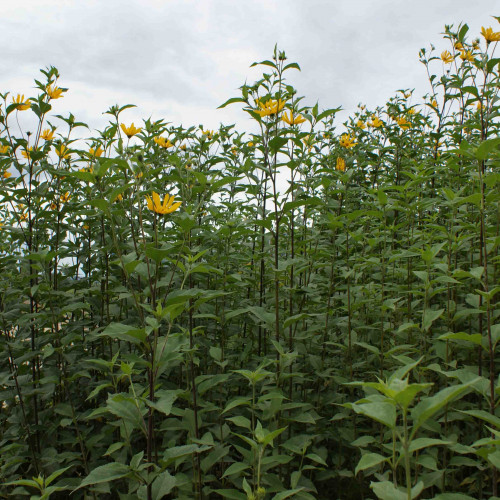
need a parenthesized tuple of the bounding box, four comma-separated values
(2, 0, 499, 139)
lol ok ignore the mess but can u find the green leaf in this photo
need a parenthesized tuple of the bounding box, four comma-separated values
(98, 323, 146, 345)
(371, 481, 407, 500)
(226, 415, 252, 429)
(412, 382, 475, 435)
(222, 397, 251, 414)
(73, 462, 130, 491)
(394, 383, 433, 411)
(437, 332, 483, 347)
(272, 489, 305, 499)
(221, 462, 250, 478)
(147, 390, 177, 416)
(86, 198, 110, 212)
(422, 308, 444, 332)
(305, 453, 327, 466)
(476, 137, 500, 160)
(408, 438, 451, 453)
(262, 426, 287, 447)
(486, 449, 500, 469)
(355, 453, 388, 475)
(163, 444, 201, 461)
(145, 244, 174, 263)
(45, 466, 71, 487)
(107, 394, 145, 431)
(218, 97, 247, 109)
(283, 62, 301, 72)
(152, 470, 176, 500)
(268, 136, 289, 155)
(352, 402, 397, 429)
(460, 409, 500, 429)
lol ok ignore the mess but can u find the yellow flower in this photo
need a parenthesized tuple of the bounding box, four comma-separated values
(396, 116, 411, 129)
(50, 202, 58, 210)
(120, 123, 142, 138)
(79, 166, 94, 173)
(3, 171, 12, 178)
(255, 98, 286, 117)
(302, 135, 314, 151)
(41, 129, 55, 141)
(476, 102, 483, 111)
(431, 99, 438, 108)
(55, 144, 71, 159)
(441, 50, 454, 64)
(12, 94, 31, 111)
(114, 194, 123, 202)
(180, 144, 187, 150)
(202, 130, 214, 140)
(145, 192, 182, 215)
(481, 26, 500, 43)
(46, 85, 64, 99)
(356, 120, 366, 129)
(21, 147, 32, 160)
(89, 146, 104, 157)
(0, 145, 10, 154)
(454, 42, 464, 51)
(339, 134, 357, 149)
(407, 108, 416, 115)
(83, 224, 89, 230)
(248, 142, 254, 147)
(282, 111, 306, 125)
(460, 50, 474, 62)
(135, 171, 143, 179)
(231, 147, 238, 155)
(368, 116, 383, 128)
(336, 157, 346, 172)
(153, 136, 174, 148)
(60, 192, 70, 203)
(403, 91, 412, 98)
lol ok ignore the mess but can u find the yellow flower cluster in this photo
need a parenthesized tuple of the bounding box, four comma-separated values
(368, 116, 383, 128)
(41, 129, 55, 141)
(255, 99, 286, 117)
(46, 85, 64, 100)
(481, 26, 500, 43)
(120, 123, 142, 138)
(89, 147, 104, 157)
(339, 134, 357, 149)
(441, 51, 454, 64)
(145, 192, 181, 215)
(154, 136, 174, 148)
(13, 94, 31, 111)
(396, 116, 411, 129)
(55, 144, 71, 159)
(336, 157, 346, 172)
(282, 111, 306, 125)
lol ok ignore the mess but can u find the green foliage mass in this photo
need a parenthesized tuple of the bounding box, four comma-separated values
(0, 21, 499, 500)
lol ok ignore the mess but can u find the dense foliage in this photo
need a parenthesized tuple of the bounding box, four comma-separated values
(0, 20, 499, 500)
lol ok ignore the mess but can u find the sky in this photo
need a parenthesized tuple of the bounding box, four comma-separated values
(2, 0, 500, 140)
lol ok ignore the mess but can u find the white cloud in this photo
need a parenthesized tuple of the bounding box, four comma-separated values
(1, 0, 498, 134)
